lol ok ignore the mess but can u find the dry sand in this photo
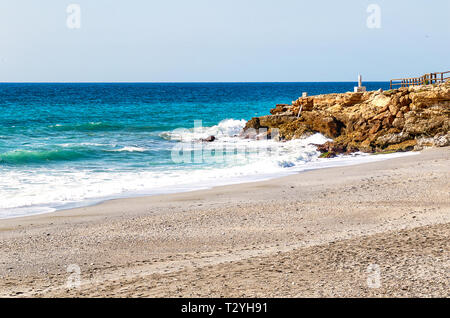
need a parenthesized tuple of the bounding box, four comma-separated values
(0, 147, 449, 297)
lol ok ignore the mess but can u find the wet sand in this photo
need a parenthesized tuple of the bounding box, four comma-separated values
(0, 147, 448, 297)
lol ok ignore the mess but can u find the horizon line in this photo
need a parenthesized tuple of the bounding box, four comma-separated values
(0, 80, 390, 84)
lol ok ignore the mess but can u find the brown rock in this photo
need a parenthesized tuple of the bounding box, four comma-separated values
(385, 140, 417, 152)
(315, 141, 346, 154)
(369, 121, 381, 135)
(244, 117, 262, 130)
(382, 115, 395, 127)
(392, 117, 405, 129)
(389, 103, 400, 115)
(400, 105, 410, 113)
(399, 96, 411, 106)
(270, 104, 292, 115)
(319, 152, 337, 158)
(371, 95, 391, 108)
(201, 135, 216, 142)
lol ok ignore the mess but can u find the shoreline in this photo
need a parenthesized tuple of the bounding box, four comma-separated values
(0, 150, 418, 221)
(0, 146, 448, 297)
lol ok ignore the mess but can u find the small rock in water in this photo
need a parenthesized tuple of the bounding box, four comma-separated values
(201, 135, 215, 142)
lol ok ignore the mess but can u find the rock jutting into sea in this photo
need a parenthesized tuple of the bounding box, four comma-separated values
(242, 82, 450, 156)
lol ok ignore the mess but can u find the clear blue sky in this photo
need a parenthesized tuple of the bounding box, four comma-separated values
(0, 0, 448, 82)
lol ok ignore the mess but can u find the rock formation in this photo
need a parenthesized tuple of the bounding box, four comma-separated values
(243, 82, 450, 156)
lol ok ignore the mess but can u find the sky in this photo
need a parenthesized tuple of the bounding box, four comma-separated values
(0, 0, 448, 82)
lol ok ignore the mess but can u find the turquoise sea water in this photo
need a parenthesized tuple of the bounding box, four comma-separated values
(0, 82, 390, 218)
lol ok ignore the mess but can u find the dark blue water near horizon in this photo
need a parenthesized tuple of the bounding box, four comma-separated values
(0, 81, 389, 130)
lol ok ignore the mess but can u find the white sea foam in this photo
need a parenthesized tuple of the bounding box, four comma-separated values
(111, 146, 148, 152)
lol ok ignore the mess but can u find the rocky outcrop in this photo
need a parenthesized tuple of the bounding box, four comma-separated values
(243, 82, 450, 155)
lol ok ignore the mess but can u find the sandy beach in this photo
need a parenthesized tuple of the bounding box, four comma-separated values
(0, 147, 448, 298)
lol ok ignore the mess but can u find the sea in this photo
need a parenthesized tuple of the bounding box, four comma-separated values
(1, 82, 410, 219)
